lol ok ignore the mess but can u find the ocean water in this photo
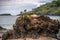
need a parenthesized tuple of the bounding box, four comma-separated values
(0, 16, 60, 29)
(0, 16, 18, 29)
(49, 16, 60, 22)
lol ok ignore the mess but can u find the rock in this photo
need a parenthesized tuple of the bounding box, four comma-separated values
(0, 26, 7, 38)
(2, 30, 13, 40)
(0, 26, 6, 30)
(2, 14, 60, 40)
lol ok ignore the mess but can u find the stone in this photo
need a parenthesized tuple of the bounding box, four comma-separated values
(2, 14, 60, 40)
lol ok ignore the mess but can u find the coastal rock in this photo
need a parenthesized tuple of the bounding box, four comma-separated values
(2, 15, 60, 40)
(0, 26, 6, 30)
(0, 26, 7, 38)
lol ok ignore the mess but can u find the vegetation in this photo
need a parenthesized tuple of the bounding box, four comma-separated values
(31, 0, 60, 15)
(17, 0, 60, 16)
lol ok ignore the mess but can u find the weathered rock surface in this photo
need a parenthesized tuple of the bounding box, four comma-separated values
(0, 26, 6, 30)
(0, 26, 7, 38)
(2, 15, 60, 40)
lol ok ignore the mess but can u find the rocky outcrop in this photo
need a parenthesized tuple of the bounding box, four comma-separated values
(0, 26, 7, 38)
(2, 15, 60, 40)
(0, 26, 6, 30)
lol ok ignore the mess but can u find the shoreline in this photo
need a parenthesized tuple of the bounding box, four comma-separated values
(1, 36, 57, 40)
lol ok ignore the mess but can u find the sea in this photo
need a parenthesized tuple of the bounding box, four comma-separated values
(0, 16, 60, 29)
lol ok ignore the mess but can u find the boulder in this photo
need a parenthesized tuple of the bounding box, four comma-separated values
(2, 15, 60, 40)
(0, 26, 6, 30)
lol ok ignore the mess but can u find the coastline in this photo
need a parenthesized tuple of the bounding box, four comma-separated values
(3, 36, 57, 40)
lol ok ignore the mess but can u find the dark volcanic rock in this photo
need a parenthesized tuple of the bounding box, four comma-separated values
(0, 26, 6, 30)
(0, 26, 7, 38)
(2, 15, 60, 40)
